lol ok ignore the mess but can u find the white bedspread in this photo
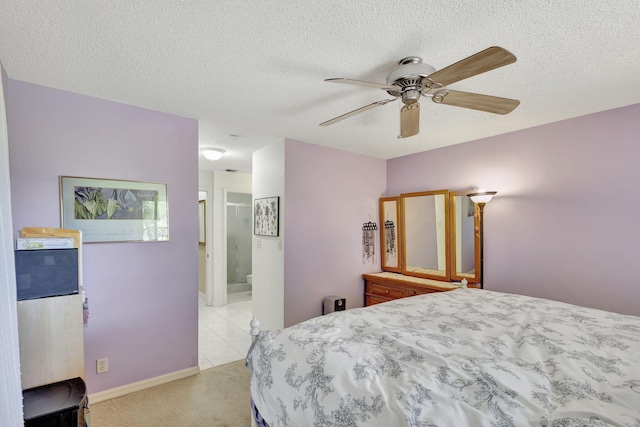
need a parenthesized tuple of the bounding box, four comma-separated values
(247, 289, 640, 426)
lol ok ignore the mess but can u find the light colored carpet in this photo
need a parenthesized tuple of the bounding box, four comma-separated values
(89, 360, 251, 426)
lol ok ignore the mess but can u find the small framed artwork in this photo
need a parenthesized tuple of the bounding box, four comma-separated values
(60, 176, 169, 243)
(198, 200, 206, 245)
(254, 196, 279, 236)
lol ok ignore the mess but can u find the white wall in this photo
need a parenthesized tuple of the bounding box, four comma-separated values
(198, 170, 214, 305)
(0, 63, 23, 426)
(252, 140, 285, 330)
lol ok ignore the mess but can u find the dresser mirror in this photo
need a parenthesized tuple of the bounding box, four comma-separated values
(380, 189, 483, 284)
(450, 192, 480, 283)
(379, 197, 402, 273)
(400, 190, 451, 281)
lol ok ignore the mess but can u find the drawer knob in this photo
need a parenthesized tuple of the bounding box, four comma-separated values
(385, 290, 389, 294)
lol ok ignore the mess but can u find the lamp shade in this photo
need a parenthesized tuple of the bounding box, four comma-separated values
(467, 191, 497, 204)
(200, 147, 225, 161)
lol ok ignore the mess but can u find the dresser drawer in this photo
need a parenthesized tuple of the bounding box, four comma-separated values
(369, 282, 405, 299)
(363, 274, 460, 307)
(406, 287, 438, 297)
(365, 294, 390, 306)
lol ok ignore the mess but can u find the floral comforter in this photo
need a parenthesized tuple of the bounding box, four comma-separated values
(246, 289, 640, 426)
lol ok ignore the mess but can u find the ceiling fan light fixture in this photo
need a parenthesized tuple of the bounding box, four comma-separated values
(401, 89, 421, 104)
(200, 147, 226, 161)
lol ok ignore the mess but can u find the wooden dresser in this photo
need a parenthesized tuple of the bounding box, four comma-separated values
(363, 272, 461, 306)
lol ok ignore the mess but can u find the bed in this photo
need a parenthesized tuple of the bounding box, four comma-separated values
(246, 288, 640, 426)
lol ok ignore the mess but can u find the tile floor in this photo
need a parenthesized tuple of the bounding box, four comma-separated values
(198, 291, 253, 370)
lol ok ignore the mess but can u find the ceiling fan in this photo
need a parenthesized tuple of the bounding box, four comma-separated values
(319, 46, 520, 138)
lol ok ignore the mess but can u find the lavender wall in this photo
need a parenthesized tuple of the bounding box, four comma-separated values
(388, 104, 640, 317)
(284, 139, 386, 326)
(5, 79, 199, 393)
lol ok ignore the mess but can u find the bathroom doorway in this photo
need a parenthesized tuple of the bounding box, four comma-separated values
(226, 192, 252, 296)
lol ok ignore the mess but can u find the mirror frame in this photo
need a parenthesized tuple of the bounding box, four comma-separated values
(379, 197, 402, 273)
(400, 189, 451, 281)
(449, 191, 481, 284)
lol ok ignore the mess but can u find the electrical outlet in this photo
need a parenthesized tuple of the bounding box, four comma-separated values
(97, 357, 108, 374)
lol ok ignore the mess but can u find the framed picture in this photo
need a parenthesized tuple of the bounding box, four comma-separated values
(198, 200, 206, 245)
(60, 176, 169, 243)
(254, 196, 279, 236)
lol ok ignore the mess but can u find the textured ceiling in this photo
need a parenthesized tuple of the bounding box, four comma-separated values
(1, 1, 639, 173)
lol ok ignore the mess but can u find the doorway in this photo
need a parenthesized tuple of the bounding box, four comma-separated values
(226, 192, 252, 296)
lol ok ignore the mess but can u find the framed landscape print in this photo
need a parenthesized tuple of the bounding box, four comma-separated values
(60, 176, 169, 243)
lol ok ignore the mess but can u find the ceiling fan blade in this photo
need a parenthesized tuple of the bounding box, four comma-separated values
(400, 102, 420, 138)
(424, 46, 517, 88)
(325, 78, 398, 91)
(319, 99, 396, 126)
(432, 90, 520, 114)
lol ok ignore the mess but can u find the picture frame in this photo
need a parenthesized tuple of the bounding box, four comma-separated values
(254, 196, 279, 236)
(60, 176, 169, 243)
(198, 200, 206, 245)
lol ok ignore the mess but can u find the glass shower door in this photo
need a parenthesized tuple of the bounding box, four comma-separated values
(226, 203, 252, 285)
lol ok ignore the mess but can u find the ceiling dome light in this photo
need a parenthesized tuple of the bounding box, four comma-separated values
(200, 147, 225, 161)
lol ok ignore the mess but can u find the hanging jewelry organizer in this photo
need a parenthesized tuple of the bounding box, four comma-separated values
(362, 220, 378, 264)
(384, 219, 396, 262)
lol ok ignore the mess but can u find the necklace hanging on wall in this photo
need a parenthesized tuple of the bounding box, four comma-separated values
(362, 221, 378, 265)
(384, 219, 396, 261)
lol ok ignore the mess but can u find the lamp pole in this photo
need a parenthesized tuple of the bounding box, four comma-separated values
(477, 202, 486, 289)
(467, 191, 496, 290)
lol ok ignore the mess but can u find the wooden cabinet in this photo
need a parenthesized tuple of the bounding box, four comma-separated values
(363, 272, 461, 306)
(17, 295, 85, 389)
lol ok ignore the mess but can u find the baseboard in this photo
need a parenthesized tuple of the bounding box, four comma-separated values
(88, 365, 200, 404)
